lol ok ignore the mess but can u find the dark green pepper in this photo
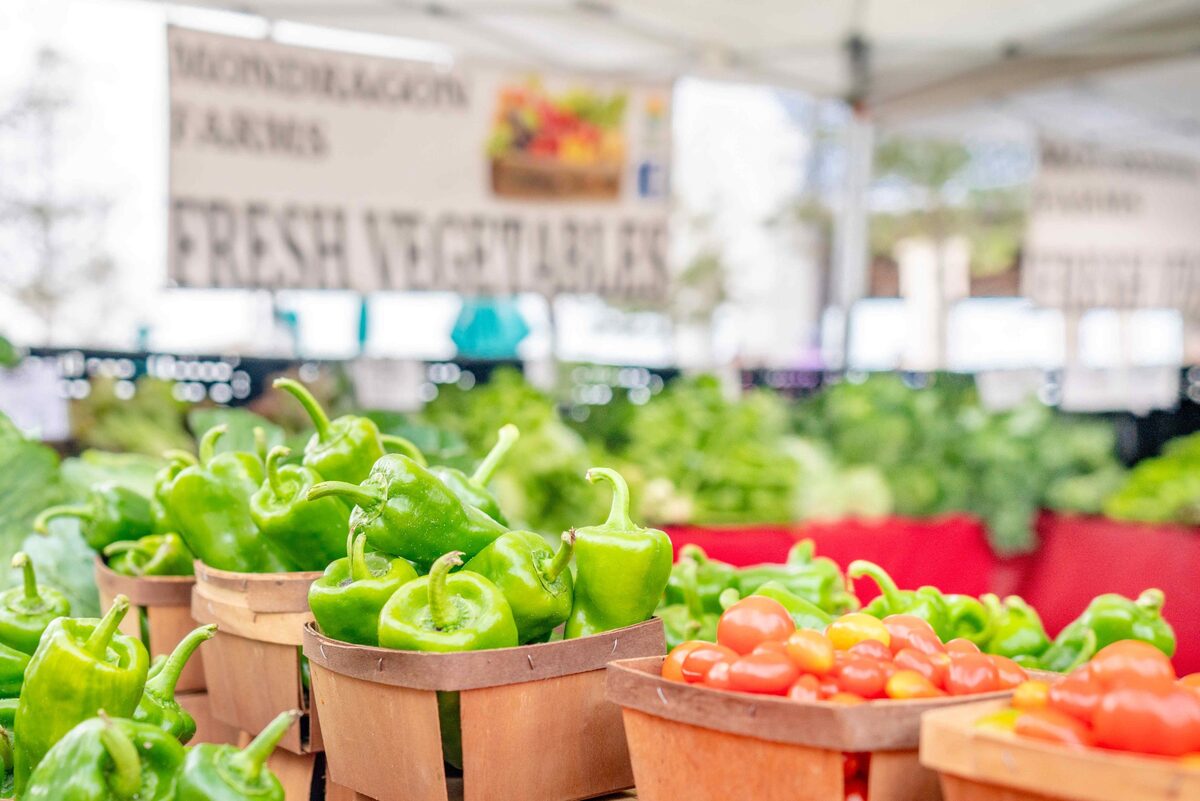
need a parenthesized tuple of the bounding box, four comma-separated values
(1039, 622, 1099, 673)
(565, 468, 673, 639)
(134, 624, 216, 744)
(737, 540, 858, 614)
(656, 560, 717, 649)
(1039, 588, 1175, 672)
(274, 378, 390, 486)
(103, 534, 195, 578)
(464, 530, 574, 644)
(429, 424, 518, 526)
(664, 545, 737, 615)
(943, 594, 994, 646)
(14, 594, 150, 796)
(308, 533, 418, 646)
(751, 581, 832, 631)
(250, 446, 350, 571)
(23, 715, 184, 801)
(176, 709, 299, 801)
(151, 453, 194, 535)
(0, 643, 28, 699)
(167, 426, 291, 573)
(980, 594, 1050, 661)
(307, 454, 506, 570)
(33, 482, 154, 551)
(848, 560, 952, 641)
(0, 552, 70, 655)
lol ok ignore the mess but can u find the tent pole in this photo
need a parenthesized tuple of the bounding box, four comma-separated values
(828, 111, 874, 370)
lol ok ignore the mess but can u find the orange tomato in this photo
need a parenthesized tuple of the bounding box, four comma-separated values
(787, 674, 822, 702)
(680, 643, 737, 683)
(1015, 708, 1094, 747)
(1089, 640, 1175, 689)
(785, 630, 836, 676)
(752, 640, 789, 657)
(1047, 666, 1103, 725)
(893, 648, 948, 688)
(703, 659, 734, 691)
(828, 613, 891, 651)
(717, 596, 796, 655)
(989, 655, 1028, 689)
(1093, 683, 1200, 756)
(945, 638, 982, 656)
(944, 653, 999, 696)
(886, 669, 945, 700)
(729, 651, 801, 696)
(1012, 680, 1050, 710)
(882, 614, 942, 655)
(661, 640, 706, 682)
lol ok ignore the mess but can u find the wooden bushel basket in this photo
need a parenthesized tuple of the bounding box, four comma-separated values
(303, 618, 665, 801)
(94, 556, 206, 693)
(189, 562, 324, 755)
(607, 656, 1024, 801)
(920, 699, 1200, 801)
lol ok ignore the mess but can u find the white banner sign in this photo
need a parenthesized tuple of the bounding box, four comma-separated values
(1023, 139, 1200, 313)
(167, 27, 672, 303)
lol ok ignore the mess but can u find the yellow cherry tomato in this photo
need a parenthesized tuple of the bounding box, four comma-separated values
(827, 613, 891, 651)
(975, 709, 1022, 732)
(1012, 679, 1050, 711)
(785, 630, 836, 676)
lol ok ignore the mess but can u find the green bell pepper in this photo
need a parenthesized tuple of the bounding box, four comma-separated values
(103, 534, 195, 578)
(464, 529, 574, 644)
(1039, 622, 1100, 673)
(23, 715, 184, 801)
(664, 545, 737, 615)
(980, 594, 1050, 661)
(167, 426, 292, 573)
(565, 468, 673, 639)
(751, 581, 833, 631)
(133, 624, 215, 744)
(33, 482, 154, 551)
(0, 552, 70, 655)
(848, 560, 952, 640)
(429, 424, 519, 526)
(175, 709, 299, 801)
(0, 642, 28, 699)
(0, 697, 17, 728)
(150, 453, 194, 535)
(943, 594, 994, 646)
(307, 454, 506, 570)
(1039, 588, 1175, 672)
(274, 378, 391, 486)
(656, 560, 718, 649)
(737, 539, 859, 614)
(14, 594, 150, 796)
(308, 533, 418, 646)
(250, 446, 350, 571)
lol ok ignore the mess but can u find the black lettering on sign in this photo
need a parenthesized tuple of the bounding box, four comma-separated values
(312, 208, 349, 289)
(282, 205, 310, 287)
(206, 200, 239, 287)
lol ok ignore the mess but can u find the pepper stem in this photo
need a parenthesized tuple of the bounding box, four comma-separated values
(32, 504, 93, 534)
(253, 427, 268, 465)
(146, 624, 216, 698)
(587, 467, 638, 530)
(788, 539, 815, 565)
(1137, 588, 1165, 615)
(428, 552, 464, 631)
(471, 424, 519, 486)
(103, 541, 144, 557)
(229, 710, 301, 781)
(265, 446, 290, 495)
(198, 425, 226, 465)
(350, 533, 371, 582)
(306, 481, 382, 509)
(161, 449, 199, 467)
(85, 595, 130, 657)
(543, 531, 575, 583)
(678, 543, 708, 565)
(380, 435, 427, 467)
(11, 553, 38, 603)
(981, 593, 1004, 620)
(99, 717, 142, 801)
(847, 560, 905, 612)
(274, 378, 332, 441)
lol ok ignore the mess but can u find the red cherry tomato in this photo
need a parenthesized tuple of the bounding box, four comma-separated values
(680, 643, 738, 683)
(1047, 665, 1104, 725)
(717, 596, 796, 655)
(818, 677, 841, 699)
(729, 651, 801, 696)
(945, 638, 982, 656)
(849, 639, 892, 662)
(1093, 683, 1200, 756)
(788, 674, 821, 702)
(752, 640, 789, 657)
(703, 659, 734, 691)
(882, 615, 942, 655)
(944, 653, 999, 696)
(829, 692, 866, 706)
(836, 658, 889, 699)
(1015, 708, 1095, 747)
(989, 655, 1028, 689)
(662, 641, 706, 682)
(893, 648, 948, 688)
(1089, 640, 1176, 689)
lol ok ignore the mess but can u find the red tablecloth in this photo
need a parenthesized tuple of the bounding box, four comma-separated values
(1015, 511, 1200, 674)
(665, 515, 998, 603)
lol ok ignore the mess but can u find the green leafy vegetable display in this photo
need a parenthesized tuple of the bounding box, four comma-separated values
(1104, 432, 1200, 525)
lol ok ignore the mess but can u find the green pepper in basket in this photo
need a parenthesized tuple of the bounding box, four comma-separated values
(23, 715, 184, 801)
(103, 534, 194, 578)
(0, 697, 17, 727)
(565, 468, 673, 639)
(751, 581, 832, 632)
(980, 594, 1050, 663)
(250, 446, 349, 571)
(134, 624, 215, 744)
(307, 454, 506, 570)
(1038, 623, 1099, 673)
(1039, 588, 1175, 672)
(309, 533, 418, 646)
(848, 560, 952, 641)
(0, 644, 28, 699)
(176, 709, 299, 801)
(656, 560, 717, 649)
(14, 594, 150, 796)
(150, 452, 194, 534)
(465, 529, 574, 644)
(664, 545, 738, 615)
(943, 594, 994, 646)
(274, 378, 393, 485)
(167, 426, 291, 573)
(0, 552, 70, 655)
(737, 540, 859, 614)
(33, 482, 154, 551)
(429, 424, 519, 526)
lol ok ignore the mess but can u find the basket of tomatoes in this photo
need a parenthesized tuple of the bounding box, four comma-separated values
(921, 640, 1200, 801)
(606, 595, 1034, 801)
